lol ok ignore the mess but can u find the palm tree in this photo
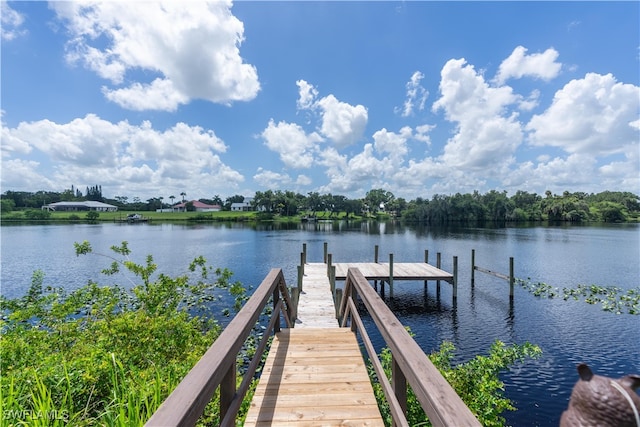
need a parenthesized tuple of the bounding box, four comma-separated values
(169, 195, 175, 206)
(180, 192, 186, 202)
(158, 197, 164, 210)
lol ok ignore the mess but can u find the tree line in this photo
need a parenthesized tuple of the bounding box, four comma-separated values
(1, 187, 638, 223)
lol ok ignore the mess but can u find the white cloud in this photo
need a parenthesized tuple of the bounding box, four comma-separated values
(396, 71, 428, 117)
(526, 73, 640, 156)
(1, 3, 27, 41)
(316, 94, 368, 149)
(296, 80, 319, 111)
(253, 168, 292, 188)
(1, 114, 243, 198)
(495, 46, 562, 85)
(433, 58, 523, 170)
(51, 1, 260, 111)
(261, 119, 323, 169)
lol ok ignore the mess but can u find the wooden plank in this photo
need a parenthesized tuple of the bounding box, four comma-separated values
(245, 328, 384, 427)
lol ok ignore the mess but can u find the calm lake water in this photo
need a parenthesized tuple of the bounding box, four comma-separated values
(1, 221, 639, 426)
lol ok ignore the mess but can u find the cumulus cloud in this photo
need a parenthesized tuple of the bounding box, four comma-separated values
(253, 168, 292, 188)
(495, 46, 562, 85)
(261, 119, 323, 169)
(51, 1, 260, 111)
(1, 114, 243, 198)
(396, 71, 428, 117)
(432, 58, 523, 170)
(295, 80, 368, 149)
(316, 94, 368, 148)
(1, 3, 27, 41)
(526, 73, 639, 156)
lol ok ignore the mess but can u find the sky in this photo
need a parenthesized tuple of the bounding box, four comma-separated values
(1, 1, 639, 202)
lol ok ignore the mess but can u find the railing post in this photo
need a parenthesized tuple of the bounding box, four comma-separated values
(273, 288, 280, 334)
(424, 249, 429, 290)
(392, 355, 407, 424)
(220, 364, 236, 424)
(374, 245, 379, 289)
(291, 287, 299, 325)
(300, 252, 305, 277)
(323, 242, 328, 263)
(436, 252, 442, 292)
(327, 253, 333, 277)
(335, 288, 343, 320)
(509, 257, 514, 300)
(471, 249, 475, 287)
(389, 253, 394, 299)
(297, 266, 303, 292)
(330, 265, 336, 296)
(453, 256, 458, 300)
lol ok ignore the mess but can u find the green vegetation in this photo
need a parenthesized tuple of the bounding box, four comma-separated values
(515, 279, 640, 315)
(2, 188, 638, 223)
(0, 242, 252, 426)
(371, 339, 542, 427)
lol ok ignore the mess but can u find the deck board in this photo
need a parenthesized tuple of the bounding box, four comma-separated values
(244, 328, 384, 426)
(327, 262, 453, 282)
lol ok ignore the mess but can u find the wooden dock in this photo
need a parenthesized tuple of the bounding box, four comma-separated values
(147, 249, 480, 427)
(330, 262, 453, 282)
(245, 263, 383, 425)
(244, 328, 384, 426)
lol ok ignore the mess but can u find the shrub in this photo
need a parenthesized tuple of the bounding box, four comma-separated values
(371, 338, 542, 426)
(0, 241, 250, 425)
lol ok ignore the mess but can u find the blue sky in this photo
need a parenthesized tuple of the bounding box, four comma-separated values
(2, 1, 639, 202)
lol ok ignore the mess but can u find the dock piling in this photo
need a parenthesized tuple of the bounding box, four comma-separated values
(389, 253, 394, 299)
(453, 256, 458, 300)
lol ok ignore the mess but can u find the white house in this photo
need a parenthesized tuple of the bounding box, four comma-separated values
(42, 201, 118, 212)
(231, 197, 254, 211)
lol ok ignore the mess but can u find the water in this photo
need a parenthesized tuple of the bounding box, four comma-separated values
(1, 221, 639, 426)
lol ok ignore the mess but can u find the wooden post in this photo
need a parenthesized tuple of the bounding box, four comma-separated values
(273, 288, 280, 333)
(302, 243, 307, 265)
(392, 356, 407, 420)
(436, 252, 442, 292)
(471, 249, 475, 287)
(424, 249, 429, 290)
(297, 266, 302, 292)
(374, 245, 379, 289)
(453, 256, 458, 300)
(323, 242, 328, 263)
(330, 265, 336, 295)
(389, 253, 394, 299)
(327, 253, 333, 277)
(300, 252, 305, 277)
(509, 257, 514, 300)
(220, 364, 236, 423)
(335, 288, 343, 319)
(291, 287, 299, 324)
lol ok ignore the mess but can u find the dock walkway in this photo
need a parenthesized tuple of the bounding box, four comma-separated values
(245, 262, 383, 425)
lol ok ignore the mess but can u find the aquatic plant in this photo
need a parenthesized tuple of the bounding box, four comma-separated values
(516, 278, 640, 315)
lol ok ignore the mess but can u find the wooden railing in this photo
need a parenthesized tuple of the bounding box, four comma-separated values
(145, 268, 294, 427)
(339, 267, 481, 427)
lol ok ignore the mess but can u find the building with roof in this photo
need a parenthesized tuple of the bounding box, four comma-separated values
(231, 197, 254, 211)
(42, 201, 118, 212)
(172, 200, 221, 212)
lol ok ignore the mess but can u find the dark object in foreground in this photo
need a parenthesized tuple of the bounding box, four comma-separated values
(560, 363, 640, 427)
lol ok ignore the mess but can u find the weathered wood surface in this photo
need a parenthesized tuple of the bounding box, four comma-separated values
(295, 263, 339, 328)
(322, 262, 453, 282)
(244, 328, 384, 426)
